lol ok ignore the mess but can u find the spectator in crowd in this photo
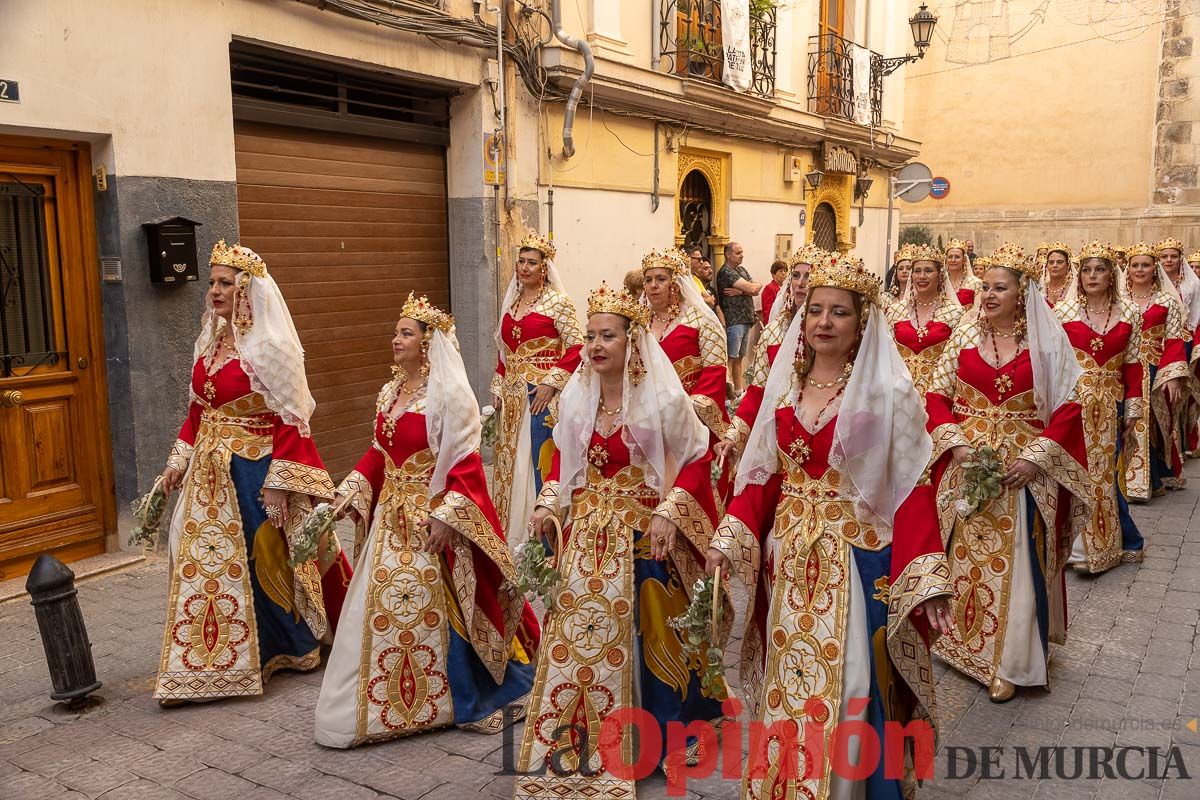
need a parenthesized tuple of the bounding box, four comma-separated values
(966, 239, 978, 266)
(717, 241, 761, 395)
(623, 268, 644, 298)
(687, 246, 718, 310)
(761, 259, 787, 325)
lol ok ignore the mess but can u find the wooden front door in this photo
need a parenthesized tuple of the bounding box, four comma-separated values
(0, 140, 114, 580)
(816, 0, 848, 116)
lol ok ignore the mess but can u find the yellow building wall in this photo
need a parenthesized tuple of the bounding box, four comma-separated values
(903, 1, 1161, 210)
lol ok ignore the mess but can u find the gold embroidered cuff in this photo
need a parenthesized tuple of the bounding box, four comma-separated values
(654, 487, 715, 553)
(535, 480, 562, 514)
(166, 439, 194, 473)
(540, 367, 573, 392)
(885, 552, 952, 638)
(432, 490, 518, 583)
(489, 371, 503, 401)
(1019, 435, 1091, 504)
(725, 416, 751, 453)
(337, 470, 373, 525)
(1155, 361, 1191, 389)
(1124, 396, 1147, 422)
(930, 422, 970, 464)
(711, 515, 760, 589)
(264, 459, 336, 499)
(692, 394, 727, 438)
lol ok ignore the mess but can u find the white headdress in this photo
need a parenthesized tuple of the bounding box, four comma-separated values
(736, 254, 932, 534)
(195, 241, 315, 435)
(496, 232, 566, 364)
(554, 284, 708, 508)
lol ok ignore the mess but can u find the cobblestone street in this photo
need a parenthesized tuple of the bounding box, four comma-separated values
(4, 468, 1200, 800)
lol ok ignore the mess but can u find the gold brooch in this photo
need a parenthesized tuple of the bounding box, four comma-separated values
(788, 437, 811, 464)
(588, 444, 609, 468)
(511, 324, 522, 341)
(994, 373, 1013, 397)
(1090, 336, 1104, 353)
(203, 380, 216, 401)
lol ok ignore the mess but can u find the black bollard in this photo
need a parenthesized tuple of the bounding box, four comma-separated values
(25, 554, 102, 707)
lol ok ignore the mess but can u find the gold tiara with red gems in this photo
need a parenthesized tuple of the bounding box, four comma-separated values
(1156, 237, 1186, 255)
(210, 240, 267, 278)
(519, 231, 556, 261)
(789, 244, 828, 268)
(1077, 241, 1113, 262)
(640, 248, 690, 278)
(1045, 241, 1072, 258)
(1126, 242, 1156, 259)
(944, 238, 968, 256)
(909, 244, 943, 265)
(587, 282, 649, 326)
(808, 252, 879, 304)
(400, 292, 454, 334)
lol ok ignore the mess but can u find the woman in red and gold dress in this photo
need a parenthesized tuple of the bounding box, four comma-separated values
(887, 244, 966, 398)
(1041, 243, 1076, 308)
(491, 233, 584, 538)
(155, 242, 350, 705)
(1055, 243, 1145, 574)
(719, 244, 823, 462)
(707, 253, 952, 800)
(1121, 242, 1189, 499)
(945, 238, 982, 308)
(514, 285, 728, 799)
(926, 246, 1089, 703)
(642, 247, 729, 443)
(315, 295, 538, 747)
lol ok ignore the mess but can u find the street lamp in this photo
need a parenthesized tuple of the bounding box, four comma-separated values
(802, 167, 824, 198)
(873, 3, 939, 78)
(854, 173, 874, 200)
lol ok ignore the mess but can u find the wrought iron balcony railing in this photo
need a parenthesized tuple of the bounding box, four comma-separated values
(657, 1, 777, 98)
(808, 32, 883, 127)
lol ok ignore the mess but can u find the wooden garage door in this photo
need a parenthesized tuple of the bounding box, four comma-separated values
(234, 121, 449, 477)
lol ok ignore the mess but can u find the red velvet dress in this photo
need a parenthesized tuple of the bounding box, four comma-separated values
(314, 390, 539, 746)
(1057, 299, 1145, 572)
(887, 297, 965, 398)
(1124, 297, 1189, 497)
(712, 402, 951, 799)
(515, 428, 726, 798)
(925, 324, 1089, 688)
(155, 356, 347, 702)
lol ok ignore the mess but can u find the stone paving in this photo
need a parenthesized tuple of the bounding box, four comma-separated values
(4, 466, 1200, 800)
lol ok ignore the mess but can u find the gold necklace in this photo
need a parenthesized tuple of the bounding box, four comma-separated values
(380, 376, 426, 445)
(510, 285, 545, 339)
(202, 336, 233, 402)
(806, 362, 852, 390)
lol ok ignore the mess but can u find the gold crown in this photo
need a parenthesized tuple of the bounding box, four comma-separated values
(1190, 251, 1200, 264)
(975, 255, 993, 269)
(1156, 237, 1186, 255)
(894, 243, 917, 262)
(1109, 243, 1128, 256)
(993, 242, 1027, 260)
(944, 238, 968, 255)
(991, 247, 1040, 282)
(808, 252, 879, 304)
(640, 248, 690, 278)
(1035, 242, 1050, 252)
(519, 231, 556, 261)
(1044, 241, 1072, 258)
(789, 244, 827, 268)
(909, 244, 943, 264)
(210, 240, 267, 278)
(587, 282, 649, 326)
(400, 292, 454, 334)
(1126, 241, 1156, 259)
(1077, 240, 1113, 262)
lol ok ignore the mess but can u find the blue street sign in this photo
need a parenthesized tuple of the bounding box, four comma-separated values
(930, 177, 951, 199)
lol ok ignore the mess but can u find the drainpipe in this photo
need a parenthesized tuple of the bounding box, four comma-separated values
(550, 0, 594, 158)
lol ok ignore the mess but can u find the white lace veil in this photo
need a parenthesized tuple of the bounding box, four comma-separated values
(424, 327, 480, 496)
(194, 262, 316, 436)
(676, 269, 724, 333)
(736, 288, 933, 534)
(1173, 260, 1200, 329)
(1022, 274, 1082, 423)
(554, 316, 707, 510)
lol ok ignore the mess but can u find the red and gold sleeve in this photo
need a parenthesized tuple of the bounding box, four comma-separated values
(534, 449, 563, 514)
(544, 292, 584, 390)
(711, 474, 783, 588)
(925, 327, 972, 467)
(654, 452, 719, 557)
(338, 443, 386, 526)
(1158, 301, 1190, 385)
(887, 483, 952, 643)
(1122, 316, 1146, 414)
(1019, 399, 1091, 504)
(264, 418, 336, 500)
(692, 319, 731, 437)
(166, 400, 203, 472)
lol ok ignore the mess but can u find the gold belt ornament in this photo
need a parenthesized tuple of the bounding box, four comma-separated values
(196, 410, 273, 459)
(505, 336, 562, 386)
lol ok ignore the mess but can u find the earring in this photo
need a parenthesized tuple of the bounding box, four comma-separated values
(628, 330, 646, 386)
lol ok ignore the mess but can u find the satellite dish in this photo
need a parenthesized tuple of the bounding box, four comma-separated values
(895, 162, 932, 203)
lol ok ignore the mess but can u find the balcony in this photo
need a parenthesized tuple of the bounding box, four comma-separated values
(657, 1, 777, 99)
(808, 33, 883, 127)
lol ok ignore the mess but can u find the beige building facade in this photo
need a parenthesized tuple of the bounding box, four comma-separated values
(902, 0, 1200, 252)
(0, 0, 923, 575)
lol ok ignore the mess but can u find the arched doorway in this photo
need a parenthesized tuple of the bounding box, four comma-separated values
(812, 202, 838, 251)
(679, 169, 714, 260)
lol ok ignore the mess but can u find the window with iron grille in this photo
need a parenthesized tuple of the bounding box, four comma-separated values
(657, 1, 777, 98)
(0, 182, 60, 378)
(807, 33, 883, 127)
